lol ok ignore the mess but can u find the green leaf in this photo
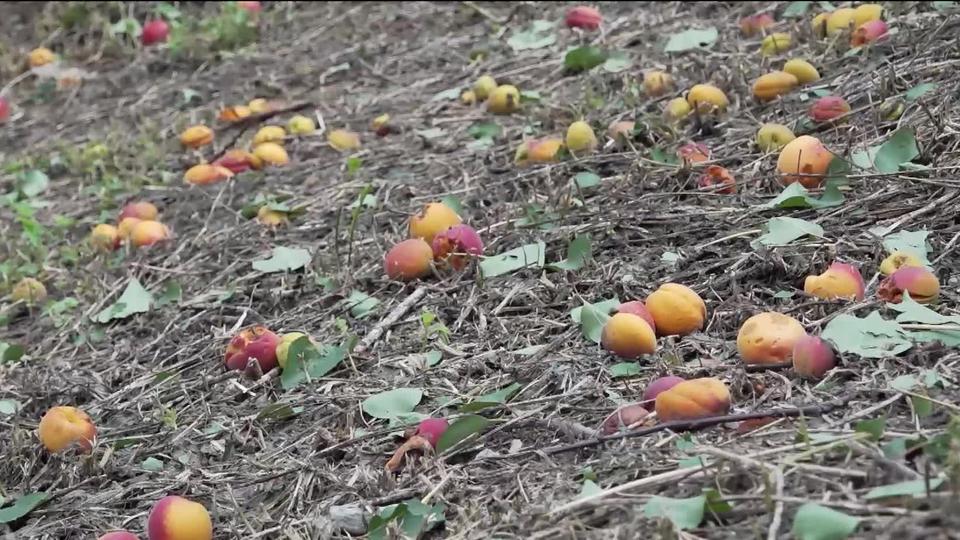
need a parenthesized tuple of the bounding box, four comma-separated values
(874, 128, 919, 174)
(609, 362, 640, 378)
(650, 147, 680, 165)
(425, 350, 443, 367)
(256, 402, 304, 421)
(345, 290, 380, 318)
(580, 302, 611, 344)
(479, 241, 545, 278)
(574, 171, 601, 189)
(882, 230, 931, 265)
(508, 20, 556, 51)
(155, 280, 182, 307)
(751, 217, 825, 248)
(704, 488, 733, 513)
(0, 342, 24, 363)
(346, 156, 363, 174)
(664, 28, 718, 53)
(865, 477, 944, 500)
(348, 194, 377, 209)
(905, 82, 937, 101)
(521, 90, 542, 102)
(602, 51, 632, 73)
(467, 121, 502, 140)
(578, 479, 602, 499)
(570, 298, 619, 323)
(854, 417, 886, 441)
(851, 147, 879, 170)
(430, 88, 460, 102)
(765, 182, 843, 209)
(141, 457, 164, 472)
(435, 415, 490, 454)
(362, 388, 423, 419)
(933, 1, 957, 10)
(16, 170, 49, 198)
(440, 196, 463, 216)
(792, 503, 860, 540)
(549, 235, 592, 271)
(891, 294, 959, 325)
(912, 394, 934, 417)
(662, 251, 681, 265)
(180, 88, 201, 104)
(0, 492, 48, 524)
(564, 46, 608, 72)
(93, 278, 153, 323)
(890, 374, 918, 392)
(0, 399, 21, 415)
(460, 382, 521, 413)
(252, 246, 311, 273)
(783, 1, 812, 16)
(643, 495, 706, 530)
(280, 338, 345, 390)
(821, 312, 912, 358)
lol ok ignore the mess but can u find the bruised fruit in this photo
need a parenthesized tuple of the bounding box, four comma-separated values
(460, 90, 476, 106)
(327, 129, 361, 152)
(777, 135, 833, 188)
(761, 33, 792, 56)
(607, 120, 635, 145)
(565, 6, 602, 30)
(566, 121, 597, 154)
(252, 142, 289, 166)
(98, 532, 139, 540)
(147, 495, 213, 540)
(385, 239, 434, 281)
(826, 8, 856, 36)
(740, 13, 775, 37)
(655, 378, 731, 421)
(12, 277, 47, 305)
(804, 262, 865, 301)
(854, 4, 884, 26)
(287, 114, 316, 135)
(756, 123, 796, 152)
(225, 326, 281, 372)
(214, 149, 261, 174)
(180, 125, 214, 148)
(472, 75, 497, 100)
(256, 206, 287, 227)
(616, 301, 656, 334)
(851, 20, 889, 47)
(253, 125, 286, 145)
(415, 418, 449, 448)
(141, 19, 169, 46)
(601, 404, 649, 434)
(686, 84, 728, 114)
(131, 220, 171, 248)
(601, 313, 657, 358)
(879, 251, 924, 276)
(488, 85, 520, 114)
(642, 375, 685, 402)
(699, 165, 736, 194)
(677, 142, 710, 164)
(432, 224, 483, 271)
(645, 283, 706, 336)
(878, 266, 940, 304)
(809, 96, 851, 123)
(783, 58, 820, 84)
(120, 201, 158, 221)
(642, 70, 673, 97)
(184, 163, 234, 185)
(276, 332, 319, 369)
(737, 312, 807, 365)
(409, 202, 461, 243)
(28, 47, 56, 68)
(515, 138, 563, 165)
(372, 114, 391, 136)
(90, 224, 121, 251)
(664, 97, 692, 122)
(753, 71, 799, 102)
(39, 406, 96, 453)
(792, 335, 836, 379)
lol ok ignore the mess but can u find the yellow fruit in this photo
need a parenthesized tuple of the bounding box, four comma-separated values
(854, 4, 884, 27)
(256, 206, 288, 227)
(752, 71, 799, 101)
(248, 98, 270, 114)
(371, 114, 390, 131)
(761, 33, 792, 56)
(28, 47, 56, 68)
(460, 90, 477, 106)
(180, 125, 214, 148)
(686, 84, 728, 114)
(487, 85, 520, 115)
(12, 277, 47, 305)
(812, 13, 830, 38)
(565, 121, 597, 154)
(756, 123, 796, 152)
(472, 75, 497, 100)
(515, 138, 563, 165)
(89, 224, 121, 251)
(826, 8, 856, 36)
(287, 115, 316, 135)
(253, 125, 286, 145)
(783, 59, 821, 84)
(327, 129, 361, 152)
(879, 251, 924, 276)
(252, 142, 289, 166)
(642, 70, 673, 97)
(664, 97, 692, 122)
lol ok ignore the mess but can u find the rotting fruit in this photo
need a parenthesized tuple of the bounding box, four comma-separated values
(756, 123, 795, 152)
(699, 165, 736, 194)
(615, 301, 656, 334)
(645, 283, 706, 336)
(642, 375, 685, 402)
(415, 418, 449, 448)
(601, 404, 649, 434)
(792, 335, 836, 380)
(12, 277, 47, 305)
(147, 495, 213, 540)
(384, 239, 434, 281)
(737, 312, 807, 365)
(372, 113, 391, 137)
(761, 33, 792, 56)
(607, 120, 635, 146)
(214, 149, 261, 174)
(878, 266, 939, 304)
(38, 406, 96, 453)
(686, 84, 728, 114)
(225, 326, 282, 372)
(809, 96, 851, 123)
(803, 262, 865, 301)
(879, 251, 924, 276)
(851, 20, 889, 47)
(472, 75, 497, 101)
(783, 58, 820, 84)
(488, 84, 520, 115)
(600, 313, 657, 358)
(752, 71, 799, 101)
(409, 202, 462, 243)
(776, 135, 833, 188)
(565, 6, 602, 30)
(327, 129, 361, 152)
(432, 224, 483, 271)
(677, 142, 710, 164)
(642, 70, 673, 97)
(655, 378, 731, 421)
(180, 125, 214, 148)
(740, 13, 775, 37)
(566, 121, 597, 154)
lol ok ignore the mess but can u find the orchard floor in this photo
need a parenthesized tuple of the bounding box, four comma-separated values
(3, 2, 960, 539)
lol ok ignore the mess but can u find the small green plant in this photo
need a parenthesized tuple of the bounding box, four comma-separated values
(420, 309, 450, 344)
(167, 3, 258, 59)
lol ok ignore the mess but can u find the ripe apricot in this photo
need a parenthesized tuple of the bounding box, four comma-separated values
(147, 495, 213, 540)
(130, 220, 171, 248)
(878, 266, 939, 304)
(460, 90, 477, 106)
(118, 217, 142, 240)
(737, 312, 807, 365)
(699, 165, 736, 194)
(776, 135, 833, 188)
(218, 105, 251, 122)
(645, 283, 706, 336)
(214, 149, 260, 174)
(783, 59, 820, 84)
(566, 121, 597, 154)
(252, 142, 289, 166)
(184, 164, 235, 185)
(120, 201, 159, 221)
(432, 224, 483, 271)
(384, 239, 434, 281)
(488, 85, 520, 114)
(756, 123, 796, 152)
(811, 13, 830, 38)
(761, 33, 792, 56)
(854, 4, 884, 27)
(655, 378, 731, 421)
(804, 262, 865, 301)
(12, 277, 47, 305)
(809, 96, 851, 123)
(28, 47, 56, 68)
(327, 129, 361, 152)
(601, 313, 657, 358)
(179, 125, 214, 148)
(409, 202, 461, 243)
(642, 375, 684, 402)
(287, 115, 316, 135)
(601, 404, 649, 434)
(616, 301, 656, 334)
(879, 251, 924, 276)
(256, 206, 287, 227)
(38, 406, 96, 453)
(515, 138, 563, 165)
(664, 97, 692, 122)
(253, 125, 286, 145)
(792, 335, 836, 379)
(472, 75, 497, 101)
(225, 326, 281, 372)
(826, 8, 856, 36)
(90, 224, 121, 251)
(642, 70, 673, 97)
(753, 71, 799, 101)
(686, 84, 728, 114)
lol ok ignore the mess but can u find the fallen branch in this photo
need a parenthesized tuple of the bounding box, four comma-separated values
(355, 286, 428, 354)
(211, 101, 315, 161)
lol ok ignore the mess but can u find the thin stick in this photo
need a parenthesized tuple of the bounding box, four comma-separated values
(355, 286, 428, 353)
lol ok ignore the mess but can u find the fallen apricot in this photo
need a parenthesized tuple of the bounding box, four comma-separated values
(566, 121, 597, 154)
(616, 301, 656, 334)
(854, 4, 884, 26)
(792, 335, 836, 379)
(761, 33, 792, 56)
(460, 90, 477, 106)
(415, 418, 449, 448)
(12, 277, 47, 305)
(214, 149, 260, 174)
(752, 70, 799, 102)
(147, 495, 213, 540)
(184, 163, 234, 185)
(826, 8, 856, 36)
(811, 12, 830, 38)
(677, 142, 710, 164)
(783, 59, 820, 84)
(90, 224, 121, 251)
(472, 75, 497, 101)
(565, 6, 602, 30)
(601, 313, 657, 358)
(809, 96, 851, 123)
(740, 13, 775, 37)
(38, 406, 96, 453)
(327, 129, 361, 152)
(276, 332, 319, 369)
(879, 251, 924, 276)
(120, 201, 159, 221)
(372, 113, 391, 137)
(699, 165, 736, 194)
(645, 283, 706, 336)
(131, 220, 171, 248)
(28, 47, 56, 68)
(256, 206, 287, 227)
(225, 326, 281, 372)
(686, 84, 728, 114)
(179, 125, 214, 148)
(737, 312, 807, 365)
(487, 84, 520, 115)
(287, 114, 316, 135)
(118, 217, 142, 240)
(601, 404, 649, 434)
(248, 98, 271, 114)
(98, 532, 139, 540)
(515, 138, 563, 165)
(252, 142, 289, 166)
(384, 239, 434, 281)
(409, 202, 462, 243)
(607, 120, 635, 146)
(804, 262, 865, 300)
(776, 135, 833, 188)
(642, 70, 673, 97)
(655, 378, 731, 421)
(642, 375, 685, 402)
(432, 224, 483, 271)
(253, 125, 286, 145)
(141, 19, 169, 46)
(756, 123, 796, 152)
(851, 20, 889, 47)
(878, 266, 940, 304)
(218, 106, 251, 122)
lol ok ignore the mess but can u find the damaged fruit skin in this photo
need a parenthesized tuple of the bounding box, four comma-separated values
(642, 375, 685, 402)
(566, 121, 598, 154)
(878, 266, 940, 304)
(686, 84, 728, 114)
(487, 85, 520, 115)
(740, 13, 775, 37)
(432, 224, 483, 271)
(601, 313, 657, 359)
(600, 404, 649, 434)
(409, 202, 462, 243)
(851, 20, 889, 47)
(655, 378, 731, 421)
(809, 96, 851, 123)
(225, 326, 282, 372)
(737, 312, 807, 365)
(879, 251, 924, 276)
(699, 165, 736, 194)
(616, 301, 656, 334)
(792, 335, 836, 379)
(38, 406, 96, 453)
(804, 262, 865, 301)
(416, 418, 449, 448)
(607, 120, 635, 146)
(776, 135, 833, 188)
(384, 239, 434, 281)
(645, 283, 706, 336)
(565, 6, 602, 30)
(677, 142, 710, 164)
(642, 70, 673, 97)
(752, 71, 799, 101)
